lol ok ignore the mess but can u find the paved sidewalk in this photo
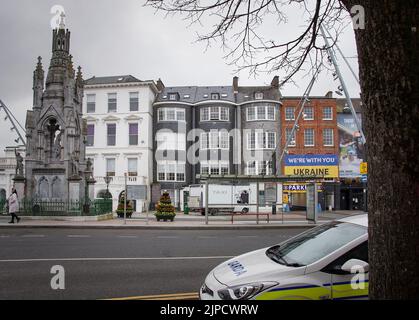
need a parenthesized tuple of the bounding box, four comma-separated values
(0, 210, 365, 229)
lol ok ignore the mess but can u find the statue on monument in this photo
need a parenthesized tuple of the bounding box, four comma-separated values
(70, 151, 79, 177)
(53, 130, 63, 160)
(15, 149, 24, 177)
(86, 158, 93, 172)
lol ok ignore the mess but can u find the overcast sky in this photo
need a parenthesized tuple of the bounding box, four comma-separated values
(0, 0, 361, 156)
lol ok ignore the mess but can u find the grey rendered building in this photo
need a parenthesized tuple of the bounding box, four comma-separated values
(151, 77, 282, 208)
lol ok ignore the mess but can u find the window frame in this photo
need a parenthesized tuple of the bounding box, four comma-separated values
(247, 132, 276, 150)
(323, 106, 333, 120)
(86, 94, 96, 113)
(157, 161, 186, 182)
(285, 107, 296, 121)
(157, 108, 186, 122)
(323, 128, 334, 147)
(106, 123, 117, 146)
(106, 158, 116, 177)
(128, 123, 139, 146)
(127, 158, 138, 177)
(107, 93, 117, 113)
(200, 106, 229, 122)
(304, 128, 315, 147)
(86, 124, 95, 147)
(129, 92, 139, 112)
(200, 161, 229, 175)
(303, 106, 314, 120)
(246, 105, 275, 121)
(285, 128, 296, 147)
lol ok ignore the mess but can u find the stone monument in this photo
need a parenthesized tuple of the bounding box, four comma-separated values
(24, 14, 94, 208)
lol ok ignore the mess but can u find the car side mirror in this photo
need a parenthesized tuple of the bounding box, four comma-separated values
(341, 259, 369, 273)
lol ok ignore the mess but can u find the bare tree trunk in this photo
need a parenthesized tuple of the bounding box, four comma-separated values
(342, 0, 419, 299)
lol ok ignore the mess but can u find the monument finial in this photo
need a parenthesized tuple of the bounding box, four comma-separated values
(59, 12, 66, 30)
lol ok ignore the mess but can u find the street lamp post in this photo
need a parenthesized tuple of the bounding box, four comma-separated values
(104, 175, 112, 199)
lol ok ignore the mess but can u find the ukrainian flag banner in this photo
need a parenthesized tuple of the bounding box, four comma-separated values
(284, 154, 339, 178)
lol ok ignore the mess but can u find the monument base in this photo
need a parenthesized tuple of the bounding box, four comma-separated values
(13, 176, 26, 200)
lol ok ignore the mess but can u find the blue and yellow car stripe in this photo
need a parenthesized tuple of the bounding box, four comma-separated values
(255, 280, 369, 300)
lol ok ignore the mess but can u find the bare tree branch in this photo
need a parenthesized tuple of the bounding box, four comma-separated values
(144, 0, 349, 85)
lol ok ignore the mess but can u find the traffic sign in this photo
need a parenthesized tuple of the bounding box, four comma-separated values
(360, 162, 368, 175)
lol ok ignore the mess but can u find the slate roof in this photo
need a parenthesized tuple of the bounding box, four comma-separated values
(84, 75, 142, 86)
(155, 85, 281, 104)
(156, 86, 235, 104)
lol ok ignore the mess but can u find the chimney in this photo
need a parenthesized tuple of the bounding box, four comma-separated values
(325, 91, 333, 98)
(233, 76, 239, 93)
(271, 76, 279, 88)
(156, 78, 165, 92)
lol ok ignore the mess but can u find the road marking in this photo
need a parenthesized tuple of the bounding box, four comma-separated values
(0, 235, 10, 238)
(157, 236, 179, 239)
(104, 292, 199, 301)
(67, 235, 91, 238)
(117, 235, 138, 238)
(237, 235, 258, 238)
(197, 236, 216, 239)
(0, 256, 234, 263)
(21, 235, 45, 238)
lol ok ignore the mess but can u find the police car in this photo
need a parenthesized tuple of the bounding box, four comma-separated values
(200, 214, 368, 300)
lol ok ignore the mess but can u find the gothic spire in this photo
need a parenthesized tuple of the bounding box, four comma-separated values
(59, 12, 66, 30)
(67, 55, 75, 79)
(76, 66, 83, 85)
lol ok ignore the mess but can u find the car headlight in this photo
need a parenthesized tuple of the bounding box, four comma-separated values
(217, 282, 278, 300)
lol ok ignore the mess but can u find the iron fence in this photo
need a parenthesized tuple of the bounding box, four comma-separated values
(0, 198, 113, 216)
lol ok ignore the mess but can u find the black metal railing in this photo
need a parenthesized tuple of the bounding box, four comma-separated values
(2, 198, 114, 216)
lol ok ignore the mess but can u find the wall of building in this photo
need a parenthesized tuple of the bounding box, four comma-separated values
(83, 82, 156, 212)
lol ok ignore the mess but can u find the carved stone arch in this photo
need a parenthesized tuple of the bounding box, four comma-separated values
(51, 176, 63, 199)
(37, 176, 50, 199)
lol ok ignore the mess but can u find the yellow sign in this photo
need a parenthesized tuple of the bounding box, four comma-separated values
(360, 162, 368, 175)
(284, 166, 339, 178)
(282, 194, 289, 204)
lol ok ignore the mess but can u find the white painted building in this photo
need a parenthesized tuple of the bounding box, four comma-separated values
(83, 75, 159, 212)
(0, 146, 25, 203)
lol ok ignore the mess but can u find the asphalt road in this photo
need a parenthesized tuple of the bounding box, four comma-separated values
(0, 228, 306, 300)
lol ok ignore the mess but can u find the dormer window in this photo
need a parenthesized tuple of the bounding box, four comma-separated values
(168, 93, 178, 101)
(211, 93, 220, 100)
(255, 92, 264, 100)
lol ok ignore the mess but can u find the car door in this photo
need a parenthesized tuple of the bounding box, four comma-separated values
(321, 241, 369, 300)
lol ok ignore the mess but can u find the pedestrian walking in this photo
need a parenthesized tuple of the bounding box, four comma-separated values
(8, 188, 20, 224)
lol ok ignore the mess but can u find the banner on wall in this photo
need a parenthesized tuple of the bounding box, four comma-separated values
(284, 154, 339, 178)
(338, 114, 366, 178)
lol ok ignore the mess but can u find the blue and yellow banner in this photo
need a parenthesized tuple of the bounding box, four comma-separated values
(284, 155, 339, 178)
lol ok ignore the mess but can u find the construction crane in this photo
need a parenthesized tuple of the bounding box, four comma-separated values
(0, 99, 26, 147)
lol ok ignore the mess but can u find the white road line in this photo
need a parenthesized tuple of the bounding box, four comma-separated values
(67, 235, 91, 238)
(117, 236, 138, 238)
(21, 235, 45, 238)
(197, 236, 216, 239)
(0, 256, 234, 263)
(237, 236, 258, 238)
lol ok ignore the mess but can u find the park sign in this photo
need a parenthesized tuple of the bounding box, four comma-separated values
(284, 154, 339, 178)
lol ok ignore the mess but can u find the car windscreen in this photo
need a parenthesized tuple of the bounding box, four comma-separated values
(266, 221, 367, 267)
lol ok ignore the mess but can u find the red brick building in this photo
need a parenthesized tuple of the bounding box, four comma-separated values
(280, 94, 339, 157)
(280, 93, 340, 210)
